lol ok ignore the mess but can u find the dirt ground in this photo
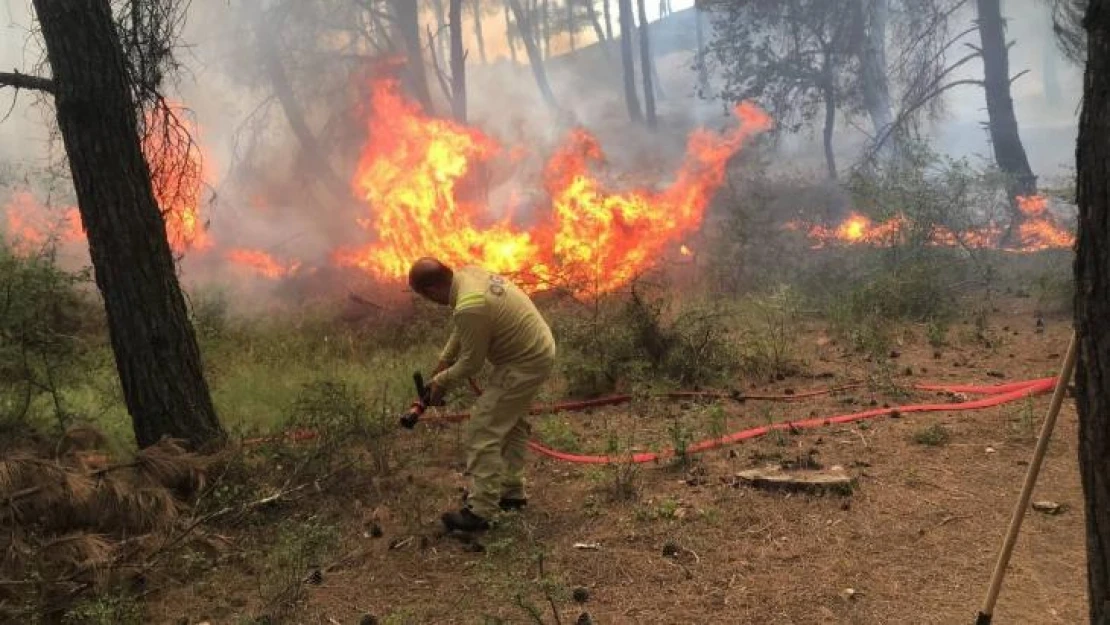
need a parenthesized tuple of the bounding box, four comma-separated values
(149, 299, 1086, 625)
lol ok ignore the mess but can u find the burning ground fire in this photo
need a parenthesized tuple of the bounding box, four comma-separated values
(1, 78, 1074, 295)
(334, 77, 773, 295)
(787, 194, 1075, 252)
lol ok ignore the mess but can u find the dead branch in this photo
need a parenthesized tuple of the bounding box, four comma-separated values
(0, 70, 55, 93)
(426, 24, 453, 103)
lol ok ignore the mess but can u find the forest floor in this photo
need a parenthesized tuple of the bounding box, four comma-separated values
(142, 297, 1085, 625)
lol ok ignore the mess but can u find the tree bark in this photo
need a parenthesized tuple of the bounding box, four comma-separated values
(585, 0, 608, 47)
(1076, 3, 1110, 623)
(694, 6, 710, 97)
(30, 0, 223, 450)
(504, 0, 519, 62)
(568, 0, 576, 51)
(434, 0, 451, 69)
(822, 81, 838, 180)
(618, 0, 643, 122)
(542, 0, 551, 58)
(976, 0, 1037, 200)
(392, 0, 434, 111)
(858, 0, 895, 153)
(472, 0, 488, 64)
(604, 0, 614, 42)
(508, 0, 560, 109)
(450, 0, 468, 122)
(637, 0, 657, 128)
(258, 11, 349, 201)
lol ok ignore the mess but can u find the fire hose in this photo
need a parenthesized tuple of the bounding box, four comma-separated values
(245, 375, 1059, 464)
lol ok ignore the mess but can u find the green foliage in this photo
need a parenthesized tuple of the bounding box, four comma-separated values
(549, 286, 738, 397)
(0, 242, 97, 436)
(534, 415, 580, 452)
(736, 284, 802, 376)
(283, 378, 395, 474)
(61, 593, 143, 625)
(912, 423, 951, 447)
(257, 518, 340, 621)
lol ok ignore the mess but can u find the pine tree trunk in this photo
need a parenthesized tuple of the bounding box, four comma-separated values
(858, 0, 895, 153)
(586, 0, 608, 47)
(604, 0, 614, 41)
(619, 0, 643, 122)
(434, 0, 451, 69)
(568, 0, 576, 51)
(472, 0, 488, 64)
(694, 6, 710, 97)
(508, 0, 559, 109)
(976, 0, 1037, 201)
(505, 0, 519, 62)
(637, 0, 656, 128)
(1075, 3, 1110, 622)
(822, 80, 838, 180)
(451, 0, 467, 122)
(30, 0, 223, 450)
(393, 0, 434, 111)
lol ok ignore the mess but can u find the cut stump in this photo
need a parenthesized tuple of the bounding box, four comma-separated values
(735, 465, 855, 495)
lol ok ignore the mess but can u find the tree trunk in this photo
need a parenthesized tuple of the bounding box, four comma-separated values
(822, 81, 838, 180)
(258, 11, 349, 201)
(504, 0, 519, 62)
(1075, 4, 1110, 622)
(508, 0, 560, 109)
(542, 0, 551, 59)
(619, 0, 643, 122)
(393, 0, 434, 111)
(858, 0, 895, 153)
(586, 0, 609, 47)
(568, 0, 576, 51)
(694, 6, 710, 97)
(451, 0, 467, 122)
(472, 0, 488, 64)
(434, 0, 451, 69)
(637, 0, 657, 128)
(30, 0, 223, 450)
(976, 0, 1037, 200)
(604, 0, 614, 41)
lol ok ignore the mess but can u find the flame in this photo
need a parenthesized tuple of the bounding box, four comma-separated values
(143, 103, 212, 254)
(337, 78, 772, 295)
(680, 244, 693, 257)
(225, 248, 300, 279)
(789, 195, 1074, 252)
(2, 192, 83, 254)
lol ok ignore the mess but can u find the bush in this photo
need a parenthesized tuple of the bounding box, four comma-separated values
(283, 378, 395, 473)
(0, 242, 98, 436)
(912, 423, 951, 447)
(736, 284, 803, 377)
(548, 284, 739, 397)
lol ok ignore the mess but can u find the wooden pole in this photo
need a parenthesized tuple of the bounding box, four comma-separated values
(975, 330, 1078, 624)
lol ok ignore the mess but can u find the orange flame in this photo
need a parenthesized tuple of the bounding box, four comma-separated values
(336, 78, 772, 295)
(680, 244, 693, 257)
(143, 103, 212, 254)
(225, 248, 300, 279)
(2, 192, 83, 254)
(789, 195, 1074, 252)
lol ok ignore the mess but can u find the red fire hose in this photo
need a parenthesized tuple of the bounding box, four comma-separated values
(242, 377, 1058, 463)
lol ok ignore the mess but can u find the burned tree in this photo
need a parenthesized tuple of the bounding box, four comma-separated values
(1075, 1, 1110, 621)
(1, 0, 224, 449)
(619, 0, 643, 123)
(637, 0, 657, 128)
(508, 0, 560, 109)
(392, 0, 435, 111)
(975, 0, 1037, 199)
(473, 0, 489, 64)
(451, 0, 468, 121)
(857, 0, 894, 150)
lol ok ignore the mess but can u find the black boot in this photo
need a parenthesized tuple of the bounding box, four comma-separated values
(499, 496, 528, 511)
(441, 507, 490, 532)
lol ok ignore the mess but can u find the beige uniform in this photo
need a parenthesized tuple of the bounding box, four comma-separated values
(432, 266, 556, 518)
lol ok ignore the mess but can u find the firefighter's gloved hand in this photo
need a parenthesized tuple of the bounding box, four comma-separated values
(399, 401, 424, 429)
(426, 382, 447, 407)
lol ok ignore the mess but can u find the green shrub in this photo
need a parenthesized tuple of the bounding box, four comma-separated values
(0, 242, 97, 436)
(912, 423, 951, 447)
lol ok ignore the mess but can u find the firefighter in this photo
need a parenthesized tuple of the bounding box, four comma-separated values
(408, 257, 557, 532)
